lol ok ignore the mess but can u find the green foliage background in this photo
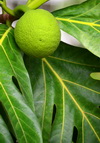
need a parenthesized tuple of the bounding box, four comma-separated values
(0, 0, 100, 143)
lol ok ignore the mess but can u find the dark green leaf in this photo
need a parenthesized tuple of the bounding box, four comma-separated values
(52, 0, 100, 57)
(0, 24, 42, 143)
(0, 116, 13, 143)
(25, 42, 100, 143)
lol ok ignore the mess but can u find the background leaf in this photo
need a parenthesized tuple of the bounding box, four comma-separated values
(52, 0, 100, 57)
(0, 24, 43, 143)
(0, 116, 13, 143)
(25, 42, 100, 143)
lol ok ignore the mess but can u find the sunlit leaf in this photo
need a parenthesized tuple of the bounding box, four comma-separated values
(90, 72, 100, 80)
(0, 24, 42, 143)
(53, 0, 100, 57)
(25, 42, 100, 143)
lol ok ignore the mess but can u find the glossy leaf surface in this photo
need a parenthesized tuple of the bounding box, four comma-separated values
(53, 0, 100, 57)
(25, 42, 100, 143)
(0, 24, 42, 143)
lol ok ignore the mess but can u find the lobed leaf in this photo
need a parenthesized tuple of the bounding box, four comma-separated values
(0, 24, 42, 143)
(25, 42, 100, 143)
(52, 0, 100, 57)
(0, 24, 34, 110)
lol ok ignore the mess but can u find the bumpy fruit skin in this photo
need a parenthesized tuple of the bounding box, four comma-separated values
(14, 9, 61, 58)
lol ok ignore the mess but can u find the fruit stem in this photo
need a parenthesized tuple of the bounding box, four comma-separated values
(0, 1, 15, 16)
(3, 0, 6, 5)
(27, 0, 49, 9)
(2, 0, 11, 27)
(13, 5, 30, 17)
(26, 0, 32, 5)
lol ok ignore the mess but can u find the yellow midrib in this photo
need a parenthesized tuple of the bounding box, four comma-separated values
(0, 27, 11, 44)
(56, 17, 100, 27)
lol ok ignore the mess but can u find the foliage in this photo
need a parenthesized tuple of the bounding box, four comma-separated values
(0, 0, 100, 143)
(24, 42, 100, 143)
(53, 0, 100, 58)
(0, 24, 42, 143)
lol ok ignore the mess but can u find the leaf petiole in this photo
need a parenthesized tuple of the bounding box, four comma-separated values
(26, 0, 33, 5)
(0, 1, 15, 16)
(13, 5, 30, 17)
(27, 0, 49, 9)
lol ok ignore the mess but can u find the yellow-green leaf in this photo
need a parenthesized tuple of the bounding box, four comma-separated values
(53, 0, 100, 57)
(90, 72, 100, 80)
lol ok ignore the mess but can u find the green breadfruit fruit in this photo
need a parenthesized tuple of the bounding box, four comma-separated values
(14, 9, 61, 58)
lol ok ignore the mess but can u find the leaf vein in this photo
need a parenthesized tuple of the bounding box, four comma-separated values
(43, 58, 100, 141)
(56, 17, 100, 28)
(49, 56, 100, 68)
(69, 2, 100, 20)
(0, 82, 28, 143)
(84, 112, 100, 120)
(62, 79, 100, 94)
